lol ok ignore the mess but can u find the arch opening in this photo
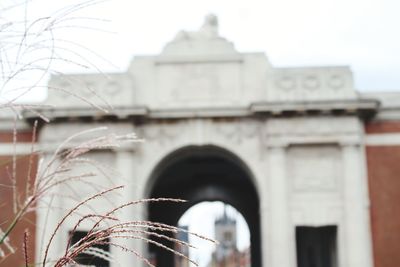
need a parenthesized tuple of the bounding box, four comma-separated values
(147, 145, 261, 267)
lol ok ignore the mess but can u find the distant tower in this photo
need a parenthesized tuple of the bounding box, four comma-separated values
(214, 205, 237, 261)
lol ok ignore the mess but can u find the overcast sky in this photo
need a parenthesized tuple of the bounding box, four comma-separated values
(3, 0, 400, 102)
(37, 0, 400, 89)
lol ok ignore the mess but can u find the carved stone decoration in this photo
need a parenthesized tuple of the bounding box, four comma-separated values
(103, 81, 121, 96)
(139, 122, 182, 144)
(82, 81, 96, 97)
(271, 67, 356, 101)
(171, 64, 220, 101)
(156, 62, 242, 105)
(264, 117, 362, 137)
(287, 145, 341, 192)
(55, 81, 72, 99)
(46, 73, 134, 108)
(215, 119, 259, 144)
(328, 74, 345, 89)
(302, 75, 320, 90)
(276, 76, 296, 90)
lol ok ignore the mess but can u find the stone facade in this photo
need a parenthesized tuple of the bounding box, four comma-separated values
(1, 15, 399, 267)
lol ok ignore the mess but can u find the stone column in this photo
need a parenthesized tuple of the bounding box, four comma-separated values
(267, 145, 293, 267)
(342, 144, 373, 267)
(112, 148, 146, 267)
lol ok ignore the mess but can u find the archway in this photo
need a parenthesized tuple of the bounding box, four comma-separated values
(147, 145, 261, 267)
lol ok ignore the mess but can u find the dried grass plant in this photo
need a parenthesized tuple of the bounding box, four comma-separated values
(0, 1, 215, 266)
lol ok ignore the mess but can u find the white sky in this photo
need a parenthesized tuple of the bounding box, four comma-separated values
(2, 0, 400, 103)
(43, 0, 400, 90)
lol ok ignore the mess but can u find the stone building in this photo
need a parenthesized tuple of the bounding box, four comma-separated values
(209, 206, 251, 267)
(1, 14, 400, 267)
(214, 207, 238, 263)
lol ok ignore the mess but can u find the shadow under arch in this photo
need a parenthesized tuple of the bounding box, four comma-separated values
(147, 145, 261, 267)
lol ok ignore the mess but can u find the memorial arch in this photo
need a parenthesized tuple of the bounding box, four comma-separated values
(4, 13, 398, 267)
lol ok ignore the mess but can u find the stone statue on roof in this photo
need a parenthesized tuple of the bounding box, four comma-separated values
(161, 13, 237, 56)
(174, 13, 219, 41)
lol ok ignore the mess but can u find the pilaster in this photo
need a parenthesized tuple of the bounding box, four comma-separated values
(265, 144, 294, 267)
(111, 148, 146, 267)
(341, 143, 373, 267)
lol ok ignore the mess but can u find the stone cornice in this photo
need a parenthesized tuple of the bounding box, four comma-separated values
(251, 99, 379, 119)
(22, 98, 379, 122)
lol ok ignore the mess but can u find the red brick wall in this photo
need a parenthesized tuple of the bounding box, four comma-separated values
(0, 131, 35, 143)
(0, 130, 37, 267)
(366, 121, 400, 134)
(366, 121, 400, 267)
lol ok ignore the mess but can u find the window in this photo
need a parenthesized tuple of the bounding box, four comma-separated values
(296, 226, 337, 267)
(224, 231, 233, 242)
